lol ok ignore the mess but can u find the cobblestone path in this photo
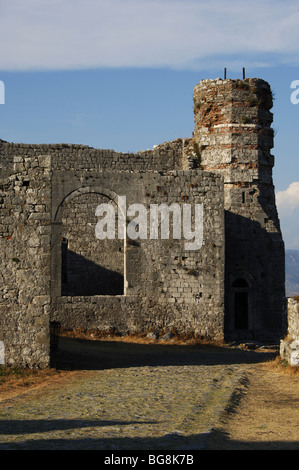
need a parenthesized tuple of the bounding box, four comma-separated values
(0, 338, 275, 450)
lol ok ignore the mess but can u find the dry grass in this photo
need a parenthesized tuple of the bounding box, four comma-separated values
(0, 365, 57, 384)
(264, 355, 299, 376)
(59, 327, 225, 347)
(0, 366, 58, 396)
(0, 366, 86, 402)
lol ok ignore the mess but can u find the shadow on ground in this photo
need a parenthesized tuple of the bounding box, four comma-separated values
(0, 426, 297, 450)
(0, 431, 210, 450)
(52, 336, 277, 371)
(0, 418, 150, 435)
(206, 428, 299, 451)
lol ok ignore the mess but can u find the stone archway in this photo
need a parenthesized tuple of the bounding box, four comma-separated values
(51, 186, 127, 298)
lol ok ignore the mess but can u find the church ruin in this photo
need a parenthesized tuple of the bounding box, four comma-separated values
(0, 77, 286, 367)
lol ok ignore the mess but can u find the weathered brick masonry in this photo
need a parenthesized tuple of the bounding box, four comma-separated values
(0, 77, 286, 367)
(189, 78, 286, 342)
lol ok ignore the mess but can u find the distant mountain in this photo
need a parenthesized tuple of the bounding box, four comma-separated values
(286, 250, 299, 297)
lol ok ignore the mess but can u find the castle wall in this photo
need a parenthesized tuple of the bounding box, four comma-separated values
(0, 138, 225, 367)
(280, 298, 299, 366)
(0, 139, 185, 174)
(50, 169, 225, 339)
(0, 76, 286, 367)
(0, 150, 51, 367)
(188, 78, 286, 342)
(286, 298, 299, 341)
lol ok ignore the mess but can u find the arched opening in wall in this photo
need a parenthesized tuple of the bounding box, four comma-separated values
(232, 278, 249, 330)
(60, 192, 125, 296)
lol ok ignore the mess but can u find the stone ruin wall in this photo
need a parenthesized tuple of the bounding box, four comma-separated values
(0, 150, 52, 367)
(0, 76, 287, 367)
(0, 138, 225, 367)
(185, 78, 285, 342)
(50, 149, 225, 340)
(280, 298, 299, 366)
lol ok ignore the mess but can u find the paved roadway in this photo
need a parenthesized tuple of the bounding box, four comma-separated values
(0, 337, 275, 450)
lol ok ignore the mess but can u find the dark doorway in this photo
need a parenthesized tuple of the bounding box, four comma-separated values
(234, 291, 248, 329)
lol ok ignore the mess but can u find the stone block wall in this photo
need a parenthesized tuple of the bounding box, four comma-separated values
(0, 135, 225, 367)
(0, 76, 286, 367)
(286, 298, 299, 341)
(280, 298, 299, 366)
(0, 149, 51, 367)
(50, 169, 225, 340)
(186, 78, 285, 342)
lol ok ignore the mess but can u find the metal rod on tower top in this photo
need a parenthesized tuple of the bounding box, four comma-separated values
(224, 68, 227, 79)
(243, 67, 246, 79)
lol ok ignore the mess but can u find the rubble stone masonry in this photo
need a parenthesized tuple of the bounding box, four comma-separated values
(0, 77, 285, 367)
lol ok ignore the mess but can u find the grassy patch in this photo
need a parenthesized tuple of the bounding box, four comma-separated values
(59, 327, 224, 348)
(265, 356, 299, 376)
(0, 365, 58, 388)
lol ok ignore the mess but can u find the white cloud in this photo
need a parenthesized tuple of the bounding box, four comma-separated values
(276, 182, 299, 217)
(0, 0, 299, 71)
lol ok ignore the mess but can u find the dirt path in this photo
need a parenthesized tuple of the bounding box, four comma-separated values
(207, 361, 299, 450)
(0, 336, 298, 450)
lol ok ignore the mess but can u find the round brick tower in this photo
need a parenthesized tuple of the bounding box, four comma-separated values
(191, 78, 286, 342)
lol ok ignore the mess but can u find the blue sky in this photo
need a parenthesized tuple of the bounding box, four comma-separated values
(0, 0, 299, 249)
